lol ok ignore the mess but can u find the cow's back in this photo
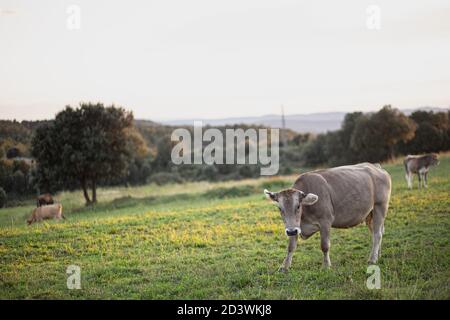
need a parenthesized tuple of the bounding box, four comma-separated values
(294, 163, 391, 228)
(404, 154, 438, 174)
(37, 203, 62, 219)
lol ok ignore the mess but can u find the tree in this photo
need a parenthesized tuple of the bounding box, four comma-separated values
(152, 135, 174, 170)
(32, 103, 145, 205)
(446, 110, 450, 150)
(338, 112, 364, 164)
(301, 134, 328, 166)
(323, 131, 345, 166)
(399, 111, 450, 154)
(350, 106, 416, 162)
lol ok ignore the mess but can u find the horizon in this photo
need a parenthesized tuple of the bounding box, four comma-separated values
(1, 105, 448, 123)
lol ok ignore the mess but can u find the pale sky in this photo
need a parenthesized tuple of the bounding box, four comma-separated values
(1, 0, 449, 121)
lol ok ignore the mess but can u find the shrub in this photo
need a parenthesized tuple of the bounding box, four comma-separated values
(198, 165, 219, 180)
(149, 172, 183, 185)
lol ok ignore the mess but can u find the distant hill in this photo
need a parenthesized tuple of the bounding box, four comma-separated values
(161, 112, 345, 133)
(159, 107, 448, 133)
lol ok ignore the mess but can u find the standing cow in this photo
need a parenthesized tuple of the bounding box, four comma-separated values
(264, 163, 391, 270)
(404, 154, 439, 189)
(37, 193, 54, 207)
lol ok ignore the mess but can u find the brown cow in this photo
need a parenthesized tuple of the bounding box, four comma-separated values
(264, 162, 391, 270)
(27, 203, 65, 225)
(37, 193, 54, 207)
(404, 154, 440, 189)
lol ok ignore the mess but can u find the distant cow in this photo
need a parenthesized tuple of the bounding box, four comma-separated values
(264, 163, 391, 270)
(37, 193, 54, 207)
(27, 203, 65, 225)
(404, 154, 439, 189)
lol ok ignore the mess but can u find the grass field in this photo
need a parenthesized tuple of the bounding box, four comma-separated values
(1, 155, 449, 299)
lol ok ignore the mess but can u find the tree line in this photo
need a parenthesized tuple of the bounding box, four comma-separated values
(0, 103, 449, 207)
(301, 105, 450, 167)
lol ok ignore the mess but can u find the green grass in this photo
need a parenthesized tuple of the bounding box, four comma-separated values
(0, 156, 449, 299)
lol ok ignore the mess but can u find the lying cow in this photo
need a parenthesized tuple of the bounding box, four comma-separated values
(37, 193, 54, 207)
(404, 154, 439, 189)
(27, 203, 65, 225)
(264, 162, 391, 270)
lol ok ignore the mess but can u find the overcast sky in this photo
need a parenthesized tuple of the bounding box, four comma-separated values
(1, 0, 449, 121)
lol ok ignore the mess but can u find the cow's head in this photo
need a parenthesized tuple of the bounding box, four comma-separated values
(264, 188, 318, 237)
(429, 153, 440, 166)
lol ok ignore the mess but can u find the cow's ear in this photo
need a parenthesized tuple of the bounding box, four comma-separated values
(264, 189, 278, 202)
(302, 193, 318, 206)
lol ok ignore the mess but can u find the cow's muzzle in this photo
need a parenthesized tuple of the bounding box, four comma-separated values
(285, 227, 301, 237)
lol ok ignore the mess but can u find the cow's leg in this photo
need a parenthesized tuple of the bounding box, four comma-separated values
(424, 172, 428, 188)
(405, 172, 412, 189)
(368, 203, 387, 264)
(409, 173, 414, 189)
(417, 173, 422, 189)
(365, 211, 373, 234)
(279, 235, 298, 272)
(320, 225, 331, 268)
(379, 223, 385, 257)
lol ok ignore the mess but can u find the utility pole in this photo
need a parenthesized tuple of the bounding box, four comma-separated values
(281, 105, 288, 147)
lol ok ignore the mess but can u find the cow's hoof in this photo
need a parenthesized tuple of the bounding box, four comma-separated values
(278, 267, 288, 273)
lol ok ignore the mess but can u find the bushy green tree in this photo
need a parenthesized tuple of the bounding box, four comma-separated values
(301, 134, 328, 166)
(0, 159, 33, 195)
(338, 112, 364, 164)
(301, 107, 419, 166)
(32, 103, 146, 205)
(398, 110, 449, 154)
(350, 106, 416, 162)
(152, 135, 174, 170)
